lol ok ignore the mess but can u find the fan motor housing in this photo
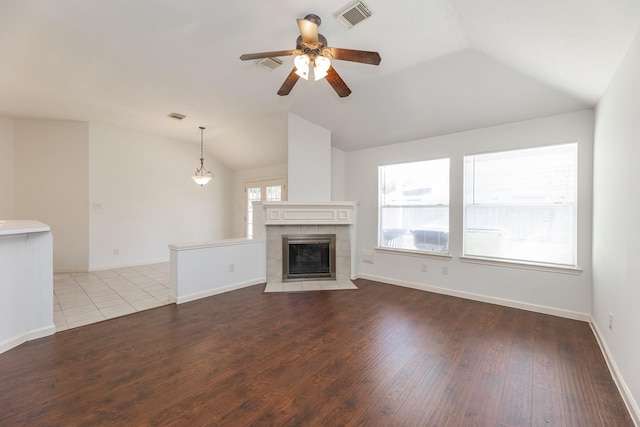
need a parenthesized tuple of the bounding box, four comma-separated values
(296, 34, 328, 53)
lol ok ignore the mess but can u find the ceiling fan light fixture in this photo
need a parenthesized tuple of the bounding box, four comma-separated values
(313, 55, 331, 81)
(294, 54, 310, 80)
(239, 13, 381, 97)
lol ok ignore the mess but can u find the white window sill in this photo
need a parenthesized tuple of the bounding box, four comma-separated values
(459, 256, 582, 275)
(375, 247, 453, 260)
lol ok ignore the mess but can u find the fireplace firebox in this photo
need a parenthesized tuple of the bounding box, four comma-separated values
(282, 234, 336, 281)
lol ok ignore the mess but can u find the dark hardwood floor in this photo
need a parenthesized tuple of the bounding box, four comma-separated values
(0, 279, 633, 426)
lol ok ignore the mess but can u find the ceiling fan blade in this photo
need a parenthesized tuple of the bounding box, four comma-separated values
(277, 67, 300, 96)
(297, 18, 318, 44)
(325, 66, 351, 98)
(240, 50, 296, 61)
(325, 47, 381, 65)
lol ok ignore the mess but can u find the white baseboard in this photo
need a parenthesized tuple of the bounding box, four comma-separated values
(176, 278, 266, 304)
(356, 273, 590, 322)
(0, 324, 56, 355)
(88, 259, 169, 272)
(53, 267, 88, 274)
(590, 319, 640, 426)
(53, 259, 170, 274)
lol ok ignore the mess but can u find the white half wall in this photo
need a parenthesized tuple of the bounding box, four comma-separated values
(346, 110, 594, 317)
(287, 113, 331, 202)
(0, 224, 54, 354)
(169, 238, 265, 303)
(89, 122, 233, 270)
(593, 29, 640, 422)
(0, 118, 14, 218)
(14, 120, 90, 271)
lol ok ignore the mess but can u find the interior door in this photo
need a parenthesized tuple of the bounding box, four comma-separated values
(245, 177, 287, 238)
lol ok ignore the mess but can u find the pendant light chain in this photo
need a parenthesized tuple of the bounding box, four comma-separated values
(199, 126, 205, 162)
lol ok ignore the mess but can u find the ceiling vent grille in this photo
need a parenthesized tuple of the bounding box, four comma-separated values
(257, 57, 283, 70)
(334, 1, 373, 29)
(167, 112, 186, 120)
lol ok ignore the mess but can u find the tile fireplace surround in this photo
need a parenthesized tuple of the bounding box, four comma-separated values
(254, 202, 358, 287)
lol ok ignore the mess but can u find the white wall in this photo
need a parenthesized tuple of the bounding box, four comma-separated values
(4, 119, 234, 272)
(229, 162, 288, 238)
(346, 110, 594, 317)
(593, 30, 640, 419)
(0, 118, 14, 218)
(89, 122, 232, 270)
(288, 113, 331, 202)
(331, 146, 346, 201)
(14, 120, 90, 271)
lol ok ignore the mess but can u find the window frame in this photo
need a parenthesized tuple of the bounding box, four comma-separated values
(462, 142, 579, 269)
(377, 158, 451, 256)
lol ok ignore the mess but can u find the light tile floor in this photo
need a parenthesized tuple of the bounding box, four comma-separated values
(53, 262, 173, 332)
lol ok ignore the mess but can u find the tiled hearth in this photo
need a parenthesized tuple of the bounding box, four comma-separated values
(264, 280, 358, 293)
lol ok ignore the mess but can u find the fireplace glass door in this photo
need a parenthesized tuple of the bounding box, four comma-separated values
(282, 234, 336, 281)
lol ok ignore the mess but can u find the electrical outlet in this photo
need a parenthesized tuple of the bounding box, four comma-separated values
(229, 264, 235, 272)
(442, 266, 448, 275)
(113, 249, 119, 256)
(421, 264, 428, 272)
(362, 250, 374, 264)
(609, 312, 613, 331)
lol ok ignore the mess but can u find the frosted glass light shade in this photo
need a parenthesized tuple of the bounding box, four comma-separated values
(314, 55, 330, 81)
(192, 174, 213, 186)
(294, 54, 310, 80)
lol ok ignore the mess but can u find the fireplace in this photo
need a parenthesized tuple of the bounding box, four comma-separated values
(257, 201, 356, 286)
(282, 234, 336, 281)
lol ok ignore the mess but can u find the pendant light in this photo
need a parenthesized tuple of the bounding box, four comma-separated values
(192, 126, 214, 186)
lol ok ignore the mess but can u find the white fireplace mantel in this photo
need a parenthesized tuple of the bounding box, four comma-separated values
(254, 201, 359, 283)
(260, 201, 357, 225)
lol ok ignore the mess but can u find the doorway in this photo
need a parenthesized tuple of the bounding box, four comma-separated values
(245, 177, 287, 238)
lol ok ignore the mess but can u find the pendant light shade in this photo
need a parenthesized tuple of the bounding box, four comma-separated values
(192, 126, 214, 186)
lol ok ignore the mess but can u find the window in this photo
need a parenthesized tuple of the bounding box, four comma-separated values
(245, 177, 287, 238)
(463, 143, 577, 266)
(378, 158, 450, 253)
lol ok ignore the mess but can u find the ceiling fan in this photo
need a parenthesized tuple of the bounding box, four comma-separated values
(239, 14, 381, 98)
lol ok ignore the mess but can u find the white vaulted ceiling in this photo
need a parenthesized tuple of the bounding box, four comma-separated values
(1, 0, 639, 170)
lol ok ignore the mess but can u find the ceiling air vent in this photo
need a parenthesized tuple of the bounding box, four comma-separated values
(334, 1, 373, 29)
(257, 57, 283, 71)
(167, 112, 186, 120)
